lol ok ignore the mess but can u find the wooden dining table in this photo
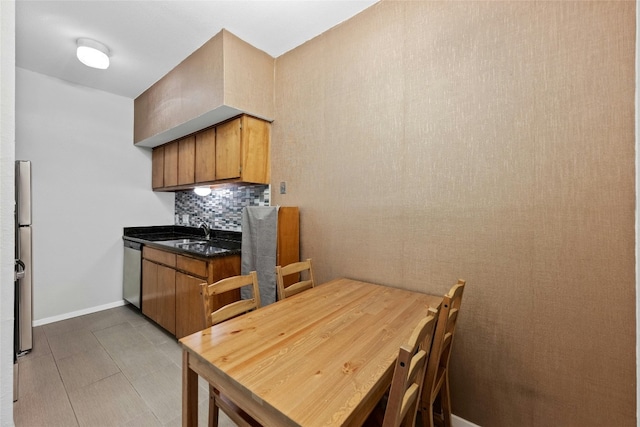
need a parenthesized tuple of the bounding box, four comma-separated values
(179, 277, 443, 427)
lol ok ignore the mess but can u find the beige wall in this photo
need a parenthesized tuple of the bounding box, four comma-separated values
(272, 1, 636, 426)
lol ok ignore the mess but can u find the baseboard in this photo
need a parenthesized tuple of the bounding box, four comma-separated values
(32, 300, 127, 326)
(453, 414, 482, 427)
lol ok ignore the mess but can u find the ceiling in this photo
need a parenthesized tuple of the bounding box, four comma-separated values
(16, 0, 378, 99)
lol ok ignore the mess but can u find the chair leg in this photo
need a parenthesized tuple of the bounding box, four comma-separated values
(431, 394, 445, 427)
(440, 376, 453, 427)
(418, 400, 436, 427)
(209, 385, 219, 427)
(426, 402, 436, 427)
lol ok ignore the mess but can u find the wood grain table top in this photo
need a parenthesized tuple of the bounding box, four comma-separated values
(180, 278, 443, 426)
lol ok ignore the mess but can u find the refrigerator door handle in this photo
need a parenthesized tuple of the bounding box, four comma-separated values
(14, 259, 25, 280)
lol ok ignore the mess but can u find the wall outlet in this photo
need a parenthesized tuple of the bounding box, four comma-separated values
(280, 182, 286, 194)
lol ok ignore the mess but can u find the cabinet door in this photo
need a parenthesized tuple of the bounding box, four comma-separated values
(178, 135, 195, 185)
(142, 259, 158, 321)
(175, 272, 207, 339)
(215, 117, 242, 180)
(151, 146, 164, 189)
(156, 264, 176, 334)
(195, 128, 216, 183)
(163, 141, 178, 187)
(240, 115, 270, 184)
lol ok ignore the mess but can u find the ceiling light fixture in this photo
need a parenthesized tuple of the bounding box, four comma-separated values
(194, 186, 212, 197)
(76, 38, 110, 69)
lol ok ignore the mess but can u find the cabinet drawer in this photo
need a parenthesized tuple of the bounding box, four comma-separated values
(143, 246, 176, 267)
(176, 255, 208, 279)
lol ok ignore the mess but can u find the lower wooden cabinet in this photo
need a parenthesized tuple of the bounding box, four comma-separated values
(141, 259, 158, 323)
(141, 246, 241, 339)
(142, 260, 177, 335)
(156, 264, 177, 335)
(175, 272, 206, 339)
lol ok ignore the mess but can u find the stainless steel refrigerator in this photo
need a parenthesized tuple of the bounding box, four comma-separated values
(15, 160, 33, 355)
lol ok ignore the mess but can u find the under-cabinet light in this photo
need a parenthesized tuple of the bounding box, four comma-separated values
(194, 186, 212, 196)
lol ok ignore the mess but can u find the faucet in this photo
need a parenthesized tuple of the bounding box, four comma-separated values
(199, 222, 211, 240)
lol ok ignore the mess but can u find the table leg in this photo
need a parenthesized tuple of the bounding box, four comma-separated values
(182, 350, 199, 427)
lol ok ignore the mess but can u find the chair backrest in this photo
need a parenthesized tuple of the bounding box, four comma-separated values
(275, 258, 315, 300)
(200, 271, 262, 328)
(382, 308, 439, 427)
(422, 279, 466, 405)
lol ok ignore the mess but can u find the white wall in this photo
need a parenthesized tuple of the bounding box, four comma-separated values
(15, 68, 174, 322)
(0, 2, 15, 425)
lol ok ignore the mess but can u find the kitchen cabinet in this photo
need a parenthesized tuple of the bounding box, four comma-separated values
(216, 115, 270, 184)
(175, 272, 205, 339)
(142, 258, 176, 335)
(141, 259, 158, 323)
(142, 246, 241, 338)
(175, 254, 241, 338)
(150, 114, 270, 191)
(152, 146, 164, 189)
(195, 128, 216, 183)
(155, 135, 197, 188)
(163, 141, 178, 187)
(174, 254, 209, 339)
(178, 136, 196, 185)
(156, 264, 177, 335)
(215, 118, 241, 180)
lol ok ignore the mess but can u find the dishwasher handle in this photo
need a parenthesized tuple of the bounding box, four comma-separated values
(123, 240, 143, 251)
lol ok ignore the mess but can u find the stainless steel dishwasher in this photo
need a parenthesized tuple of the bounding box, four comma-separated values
(123, 240, 142, 309)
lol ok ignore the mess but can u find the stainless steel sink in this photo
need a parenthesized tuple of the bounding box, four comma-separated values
(175, 241, 209, 248)
(159, 238, 209, 245)
(152, 237, 239, 256)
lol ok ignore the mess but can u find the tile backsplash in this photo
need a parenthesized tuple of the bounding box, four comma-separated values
(175, 184, 270, 231)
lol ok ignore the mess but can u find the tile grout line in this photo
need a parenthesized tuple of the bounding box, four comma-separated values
(18, 307, 210, 427)
(46, 314, 157, 427)
(43, 326, 81, 427)
(106, 320, 165, 426)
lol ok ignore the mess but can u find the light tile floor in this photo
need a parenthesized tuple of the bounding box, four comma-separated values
(13, 305, 237, 427)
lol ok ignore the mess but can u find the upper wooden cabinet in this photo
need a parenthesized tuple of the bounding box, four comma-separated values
(163, 141, 179, 187)
(152, 146, 164, 189)
(134, 29, 274, 148)
(216, 115, 270, 183)
(151, 114, 270, 191)
(195, 128, 216, 183)
(215, 118, 241, 180)
(178, 136, 195, 185)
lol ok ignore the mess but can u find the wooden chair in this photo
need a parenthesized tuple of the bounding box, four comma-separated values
(275, 258, 315, 300)
(200, 272, 262, 427)
(364, 308, 439, 427)
(419, 279, 466, 427)
(383, 309, 439, 427)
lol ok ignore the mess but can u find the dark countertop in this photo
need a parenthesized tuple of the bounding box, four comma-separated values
(123, 225, 241, 259)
